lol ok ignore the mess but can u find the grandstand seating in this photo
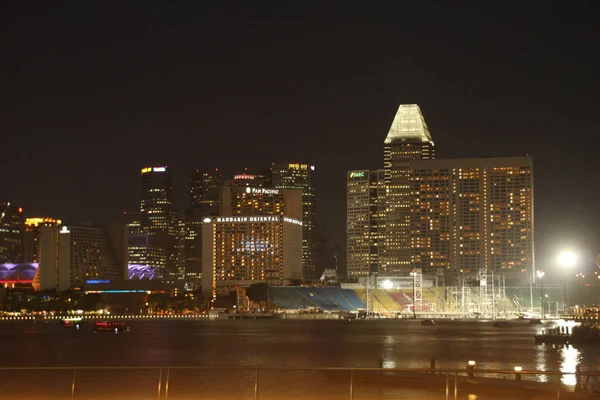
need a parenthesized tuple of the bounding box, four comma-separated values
(271, 287, 367, 311)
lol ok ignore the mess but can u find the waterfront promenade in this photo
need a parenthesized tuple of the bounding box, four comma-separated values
(0, 365, 596, 399)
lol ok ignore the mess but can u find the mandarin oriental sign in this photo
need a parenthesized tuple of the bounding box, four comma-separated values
(216, 216, 279, 223)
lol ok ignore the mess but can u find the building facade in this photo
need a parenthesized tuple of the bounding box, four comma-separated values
(189, 169, 223, 214)
(346, 170, 386, 280)
(221, 185, 302, 220)
(271, 163, 317, 279)
(0, 202, 24, 263)
(23, 217, 62, 291)
(201, 215, 303, 298)
(383, 104, 435, 275)
(139, 166, 178, 279)
(58, 225, 122, 288)
(409, 157, 534, 275)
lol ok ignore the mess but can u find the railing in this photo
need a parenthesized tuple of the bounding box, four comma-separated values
(0, 366, 598, 400)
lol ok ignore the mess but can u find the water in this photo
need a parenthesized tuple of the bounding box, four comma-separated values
(2, 318, 598, 374)
(2, 319, 600, 399)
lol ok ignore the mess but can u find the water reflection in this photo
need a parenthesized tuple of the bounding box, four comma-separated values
(534, 344, 548, 382)
(560, 345, 581, 386)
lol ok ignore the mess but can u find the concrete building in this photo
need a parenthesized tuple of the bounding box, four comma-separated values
(0, 202, 24, 263)
(383, 104, 435, 275)
(23, 218, 62, 291)
(271, 162, 317, 279)
(409, 157, 534, 276)
(58, 225, 122, 288)
(221, 185, 302, 220)
(202, 215, 303, 298)
(346, 170, 386, 280)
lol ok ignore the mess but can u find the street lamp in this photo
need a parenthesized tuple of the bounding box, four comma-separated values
(537, 270, 545, 319)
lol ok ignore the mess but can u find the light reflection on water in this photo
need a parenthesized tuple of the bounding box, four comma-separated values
(560, 345, 581, 386)
(534, 344, 548, 382)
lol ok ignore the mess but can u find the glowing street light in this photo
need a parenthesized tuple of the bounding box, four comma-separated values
(382, 280, 394, 290)
(558, 251, 577, 268)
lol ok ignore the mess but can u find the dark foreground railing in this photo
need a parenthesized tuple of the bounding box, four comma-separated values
(0, 366, 598, 400)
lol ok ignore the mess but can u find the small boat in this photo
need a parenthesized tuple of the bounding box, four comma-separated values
(62, 317, 82, 328)
(93, 321, 130, 333)
(421, 319, 435, 326)
(493, 321, 510, 328)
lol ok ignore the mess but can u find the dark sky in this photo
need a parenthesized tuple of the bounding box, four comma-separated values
(1, 2, 599, 275)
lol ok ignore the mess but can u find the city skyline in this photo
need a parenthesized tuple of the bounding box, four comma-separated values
(2, 2, 599, 275)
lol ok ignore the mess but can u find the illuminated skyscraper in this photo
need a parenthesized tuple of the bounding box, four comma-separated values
(271, 163, 316, 279)
(383, 104, 434, 275)
(202, 215, 303, 298)
(139, 166, 177, 279)
(189, 169, 222, 214)
(185, 169, 223, 283)
(58, 225, 122, 288)
(346, 170, 386, 280)
(409, 157, 534, 275)
(0, 202, 24, 263)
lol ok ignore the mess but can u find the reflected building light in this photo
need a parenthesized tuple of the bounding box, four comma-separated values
(560, 345, 581, 386)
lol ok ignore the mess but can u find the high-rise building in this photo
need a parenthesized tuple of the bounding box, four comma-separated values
(202, 215, 303, 298)
(221, 185, 302, 219)
(0, 202, 24, 263)
(409, 157, 534, 276)
(24, 217, 61, 290)
(189, 169, 223, 214)
(346, 170, 386, 280)
(185, 169, 223, 283)
(271, 162, 316, 279)
(384, 104, 435, 275)
(139, 166, 177, 279)
(58, 225, 122, 288)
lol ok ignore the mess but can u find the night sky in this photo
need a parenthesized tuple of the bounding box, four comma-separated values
(2, 2, 599, 276)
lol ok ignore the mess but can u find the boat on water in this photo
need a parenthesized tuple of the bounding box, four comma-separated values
(62, 317, 83, 328)
(421, 319, 435, 326)
(93, 321, 130, 333)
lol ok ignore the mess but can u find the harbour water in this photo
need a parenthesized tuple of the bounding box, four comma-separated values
(1, 319, 598, 399)
(1, 318, 596, 374)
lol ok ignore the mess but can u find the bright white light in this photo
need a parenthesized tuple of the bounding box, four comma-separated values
(537, 270, 545, 279)
(153, 167, 166, 172)
(203, 218, 212, 223)
(514, 366, 523, 372)
(60, 226, 70, 233)
(558, 251, 577, 268)
(468, 360, 476, 366)
(382, 280, 393, 290)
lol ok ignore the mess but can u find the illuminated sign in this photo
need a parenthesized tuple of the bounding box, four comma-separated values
(60, 226, 70, 234)
(349, 171, 366, 179)
(203, 218, 212, 223)
(86, 280, 110, 284)
(283, 217, 302, 226)
(142, 167, 166, 173)
(245, 187, 279, 195)
(234, 174, 255, 180)
(216, 216, 279, 223)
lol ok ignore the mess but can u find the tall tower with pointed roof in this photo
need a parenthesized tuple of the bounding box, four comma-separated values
(383, 104, 435, 275)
